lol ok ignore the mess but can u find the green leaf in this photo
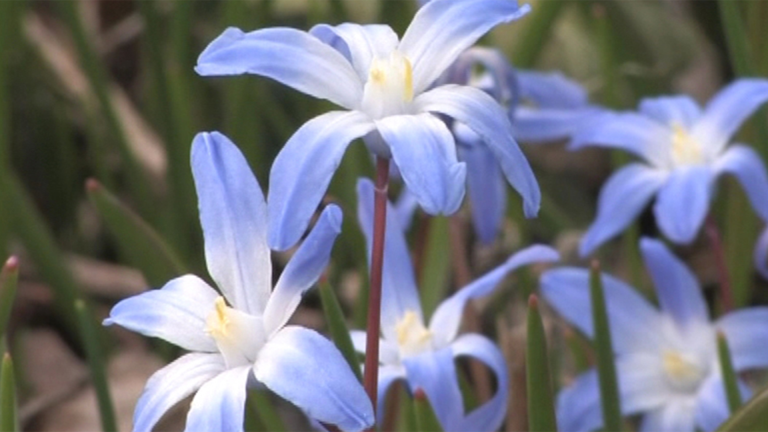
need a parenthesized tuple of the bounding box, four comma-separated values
(0, 257, 18, 338)
(0, 352, 17, 432)
(717, 332, 742, 413)
(319, 281, 362, 382)
(249, 390, 287, 432)
(590, 261, 622, 432)
(717, 383, 768, 432)
(419, 216, 451, 318)
(413, 388, 444, 432)
(526, 295, 558, 432)
(75, 300, 117, 432)
(86, 179, 185, 287)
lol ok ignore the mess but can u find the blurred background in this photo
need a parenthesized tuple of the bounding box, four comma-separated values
(1, 0, 767, 430)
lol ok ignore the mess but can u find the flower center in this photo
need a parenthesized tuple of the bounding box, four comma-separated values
(395, 310, 433, 358)
(661, 350, 708, 393)
(670, 123, 704, 166)
(205, 297, 265, 368)
(361, 51, 414, 119)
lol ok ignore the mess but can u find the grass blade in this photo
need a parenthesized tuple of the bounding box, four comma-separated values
(717, 384, 768, 432)
(717, 332, 742, 413)
(526, 295, 558, 432)
(0, 257, 19, 338)
(413, 388, 444, 432)
(0, 352, 17, 432)
(319, 281, 362, 382)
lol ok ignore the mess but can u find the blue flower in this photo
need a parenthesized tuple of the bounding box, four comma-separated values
(104, 132, 373, 432)
(572, 79, 768, 256)
(195, 0, 539, 250)
(352, 178, 558, 432)
(541, 237, 768, 432)
(753, 225, 768, 279)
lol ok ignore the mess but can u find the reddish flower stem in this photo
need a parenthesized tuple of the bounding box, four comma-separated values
(364, 157, 390, 422)
(705, 214, 734, 312)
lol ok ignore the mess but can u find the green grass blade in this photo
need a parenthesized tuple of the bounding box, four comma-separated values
(717, 332, 742, 413)
(526, 295, 558, 432)
(717, 384, 768, 432)
(249, 390, 287, 432)
(0, 352, 17, 432)
(75, 300, 117, 432)
(319, 281, 362, 382)
(0, 257, 19, 338)
(413, 388, 444, 432)
(419, 216, 451, 318)
(590, 261, 622, 432)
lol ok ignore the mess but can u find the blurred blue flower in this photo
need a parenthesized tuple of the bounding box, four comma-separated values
(753, 225, 768, 279)
(352, 178, 558, 432)
(195, 0, 539, 250)
(572, 79, 768, 256)
(541, 237, 768, 432)
(104, 132, 373, 432)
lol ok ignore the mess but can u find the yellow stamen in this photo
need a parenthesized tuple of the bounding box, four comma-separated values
(671, 123, 702, 165)
(403, 57, 413, 102)
(662, 351, 706, 392)
(205, 297, 231, 339)
(395, 310, 432, 356)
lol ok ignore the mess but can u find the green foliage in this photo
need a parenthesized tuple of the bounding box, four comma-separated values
(526, 295, 558, 432)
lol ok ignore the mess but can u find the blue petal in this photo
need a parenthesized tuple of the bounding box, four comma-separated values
(441, 47, 516, 103)
(514, 106, 604, 144)
(430, 245, 559, 345)
(716, 307, 768, 370)
(459, 141, 506, 244)
(104, 275, 218, 352)
(714, 144, 768, 222)
(540, 268, 664, 354)
(309, 23, 399, 82)
(133, 353, 225, 432)
(357, 179, 424, 341)
(694, 375, 750, 432)
(616, 354, 672, 414)
(195, 27, 362, 109)
(580, 163, 667, 256)
(376, 114, 466, 215)
(186, 365, 251, 432)
(191, 131, 271, 314)
(638, 95, 702, 129)
(254, 326, 374, 432)
(569, 112, 672, 167)
(639, 402, 695, 432)
(416, 85, 541, 218)
(401, 348, 464, 430)
(754, 226, 768, 279)
(556, 369, 603, 432)
(400, 0, 530, 94)
(263, 205, 343, 336)
(451, 334, 509, 432)
(268, 111, 374, 250)
(691, 78, 768, 154)
(653, 165, 714, 244)
(517, 70, 589, 109)
(639, 238, 709, 328)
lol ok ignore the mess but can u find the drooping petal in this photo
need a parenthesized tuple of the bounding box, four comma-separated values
(517, 70, 589, 109)
(753, 226, 768, 279)
(556, 370, 603, 432)
(653, 165, 714, 244)
(430, 245, 559, 346)
(309, 23, 399, 81)
(104, 275, 217, 352)
(400, 0, 530, 94)
(268, 111, 375, 251)
(694, 375, 750, 432)
(513, 107, 603, 144)
(451, 334, 508, 432)
(349, 330, 400, 365)
(191, 132, 271, 315)
(639, 95, 702, 129)
(713, 144, 768, 222)
(376, 114, 466, 215)
(569, 112, 672, 167)
(579, 163, 667, 257)
(459, 139, 506, 244)
(415, 85, 540, 217)
(639, 238, 709, 328)
(263, 205, 342, 336)
(401, 348, 464, 430)
(195, 27, 362, 109)
(185, 365, 251, 432)
(254, 326, 374, 432)
(540, 268, 664, 354)
(639, 402, 695, 432)
(133, 353, 225, 432)
(716, 307, 768, 370)
(357, 179, 424, 341)
(691, 78, 768, 154)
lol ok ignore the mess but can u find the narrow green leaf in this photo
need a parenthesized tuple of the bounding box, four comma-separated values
(86, 179, 185, 286)
(413, 388, 444, 432)
(526, 295, 558, 432)
(75, 300, 117, 432)
(716, 383, 768, 432)
(0, 352, 17, 432)
(717, 332, 742, 413)
(590, 261, 622, 432)
(0, 257, 19, 338)
(718, 1, 754, 76)
(511, 0, 565, 67)
(419, 216, 451, 318)
(249, 390, 287, 432)
(319, 281, 362, 382)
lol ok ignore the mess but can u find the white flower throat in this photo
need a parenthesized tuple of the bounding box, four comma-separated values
(661, 350, 709, 393)
(205, 297, 265, 368)
(361, 51, 414, 119)
(395, 310, 433, 357)
(670, 123, 704, 166)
